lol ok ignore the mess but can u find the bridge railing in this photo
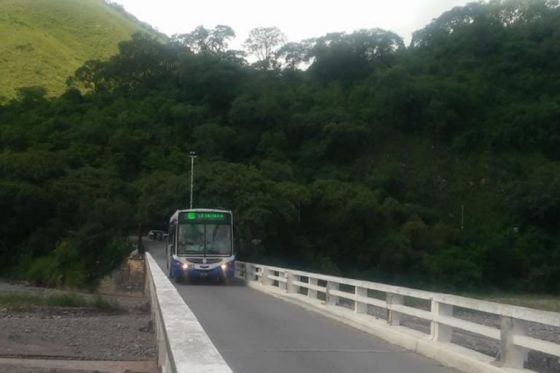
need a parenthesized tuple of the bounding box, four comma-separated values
(235, 261, 560, 372)
(145, 253, 233, 373)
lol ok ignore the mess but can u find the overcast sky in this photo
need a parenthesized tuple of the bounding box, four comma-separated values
(113, 0, 474, 47)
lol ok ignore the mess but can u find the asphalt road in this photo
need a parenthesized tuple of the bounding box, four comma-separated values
(146, 239, 458, 373)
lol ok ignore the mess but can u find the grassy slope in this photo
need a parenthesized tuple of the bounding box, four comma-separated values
(0, 0, 159, 98)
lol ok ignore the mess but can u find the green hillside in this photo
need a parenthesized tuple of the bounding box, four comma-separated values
(0, 0, 160, 98)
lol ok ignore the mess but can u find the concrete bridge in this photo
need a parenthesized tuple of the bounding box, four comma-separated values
(144, 240, 560, 373)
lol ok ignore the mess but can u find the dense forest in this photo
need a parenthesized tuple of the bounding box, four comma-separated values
(0, 0, 558, 292)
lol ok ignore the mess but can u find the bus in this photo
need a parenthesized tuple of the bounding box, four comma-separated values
(166, 208, 235, 283)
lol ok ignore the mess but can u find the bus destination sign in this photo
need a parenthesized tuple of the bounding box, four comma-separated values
(180, 211, 230, 223)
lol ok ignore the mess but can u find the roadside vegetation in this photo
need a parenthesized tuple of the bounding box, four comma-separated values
(0, 0, 558, 293)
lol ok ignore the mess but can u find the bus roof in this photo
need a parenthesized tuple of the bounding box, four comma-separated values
(169, 208, 232, 224)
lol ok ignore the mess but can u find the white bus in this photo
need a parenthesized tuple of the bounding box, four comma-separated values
(166, 208, 235, 283)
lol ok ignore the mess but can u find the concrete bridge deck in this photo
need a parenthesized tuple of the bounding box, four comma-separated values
(146, 240, 458, 373)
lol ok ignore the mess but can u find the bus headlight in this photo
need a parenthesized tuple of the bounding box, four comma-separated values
(182, 263, 189, 270)
(221, 263, 228, 271)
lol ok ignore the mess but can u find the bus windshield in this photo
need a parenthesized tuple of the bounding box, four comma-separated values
(177, 223, 232, 256)
(206, 224, 231, 255)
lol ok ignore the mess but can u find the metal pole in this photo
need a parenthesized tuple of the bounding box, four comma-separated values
(189, 152, 197, 209)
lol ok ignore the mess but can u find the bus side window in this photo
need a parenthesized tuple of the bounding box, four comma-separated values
(168, 224, 176, 255)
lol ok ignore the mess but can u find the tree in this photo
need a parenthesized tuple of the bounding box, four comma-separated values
(71, 33, 179, 93)
(174, 25, 236, 54)
(244, 27, 287, 69)
(308, 29, 405, 82)
(276, 40, 313, 69)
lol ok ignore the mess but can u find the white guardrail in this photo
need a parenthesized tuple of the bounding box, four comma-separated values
(145, 253, 233, 373)
(235, 261, 560, 373)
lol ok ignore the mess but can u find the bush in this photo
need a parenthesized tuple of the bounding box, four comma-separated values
(25, 231, 129, 289)
(424, 246, 483, 291)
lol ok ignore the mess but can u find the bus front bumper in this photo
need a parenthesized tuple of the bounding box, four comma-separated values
(171, 259, 234, 281)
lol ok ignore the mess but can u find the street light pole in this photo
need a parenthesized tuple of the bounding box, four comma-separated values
(189, 151, 197, 209)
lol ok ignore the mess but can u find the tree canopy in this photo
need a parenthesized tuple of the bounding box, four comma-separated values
(1, 0, 559, 292)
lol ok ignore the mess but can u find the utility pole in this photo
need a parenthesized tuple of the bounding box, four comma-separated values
(189, 151, 197, 209)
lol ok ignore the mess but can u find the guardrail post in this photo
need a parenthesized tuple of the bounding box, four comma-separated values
(430, 300, 453, 342)
(326, 281, 338, 306)
(261, 267, 271, 286)
(497, 316, 527, 369)
(355, 287, 367, 314)
(244, 263, 252, 282)
(286, 272, 297, 293)
(308, 278, 318, 300)
(386, 293, 403, 326)
(280, 271, 288, 291)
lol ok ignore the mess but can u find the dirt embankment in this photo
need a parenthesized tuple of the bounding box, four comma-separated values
(0, 258, 157, 372)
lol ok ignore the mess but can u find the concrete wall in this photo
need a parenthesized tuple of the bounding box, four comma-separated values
(145, 253, 233, 373)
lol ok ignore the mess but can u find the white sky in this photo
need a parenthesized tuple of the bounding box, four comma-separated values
(112, 0, 474, 48)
